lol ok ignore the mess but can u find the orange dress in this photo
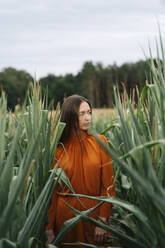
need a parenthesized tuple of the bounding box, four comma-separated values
(46, 131, 115, 247)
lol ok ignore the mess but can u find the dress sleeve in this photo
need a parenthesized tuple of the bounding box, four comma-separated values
(46, 146, 62, 230)
(98, 135, 116, 220)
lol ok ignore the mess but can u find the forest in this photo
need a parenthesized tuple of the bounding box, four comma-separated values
(0, 59, 150, 110)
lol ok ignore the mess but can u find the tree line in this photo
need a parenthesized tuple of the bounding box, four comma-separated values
(0, 60, 151, 110)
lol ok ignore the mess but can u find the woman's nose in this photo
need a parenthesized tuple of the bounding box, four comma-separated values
(85, 113, 91, 120)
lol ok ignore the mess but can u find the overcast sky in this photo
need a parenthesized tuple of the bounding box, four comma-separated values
(0, 0, 165, 79)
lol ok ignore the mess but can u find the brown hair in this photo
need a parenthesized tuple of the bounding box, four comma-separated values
(59, 94, 92, 144)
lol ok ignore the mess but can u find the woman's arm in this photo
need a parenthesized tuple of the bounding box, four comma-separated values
(94, 217, 107, 245)
(99, 135, 116, 219)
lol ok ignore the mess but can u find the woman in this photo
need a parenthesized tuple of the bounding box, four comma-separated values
(46, 95, 115, 247)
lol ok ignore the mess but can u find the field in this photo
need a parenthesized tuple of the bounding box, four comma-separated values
(92, 108, 115, 117)
(1, 38, 165, 247)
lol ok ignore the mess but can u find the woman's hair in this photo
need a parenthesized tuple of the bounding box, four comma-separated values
(59, 94, 92, 143)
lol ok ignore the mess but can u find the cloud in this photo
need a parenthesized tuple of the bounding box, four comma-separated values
(0, 0, 165, 78)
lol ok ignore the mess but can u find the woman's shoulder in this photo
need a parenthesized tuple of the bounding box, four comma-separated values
(87, 133, 108, 146)
(94, 134, 107, 143)
(55, 143, 65, 159)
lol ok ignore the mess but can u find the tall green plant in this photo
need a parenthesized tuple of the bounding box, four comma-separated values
(0, 82, 65, 247)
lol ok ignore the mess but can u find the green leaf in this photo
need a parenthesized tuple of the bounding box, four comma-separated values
(53, 202, 103, 245)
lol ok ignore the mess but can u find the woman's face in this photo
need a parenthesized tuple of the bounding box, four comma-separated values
(78, 101, 92, 131)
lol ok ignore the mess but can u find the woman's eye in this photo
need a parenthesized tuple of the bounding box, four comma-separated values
(79, 111, 92, 117)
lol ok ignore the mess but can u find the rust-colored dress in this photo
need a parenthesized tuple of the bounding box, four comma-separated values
(46, 131, 115, 247)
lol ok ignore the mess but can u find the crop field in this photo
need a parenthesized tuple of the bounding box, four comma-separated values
(92, 108, 115, 117)
(1, 38, 165, 248)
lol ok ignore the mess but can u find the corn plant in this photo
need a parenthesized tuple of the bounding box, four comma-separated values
(0, 82, 66, 248)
